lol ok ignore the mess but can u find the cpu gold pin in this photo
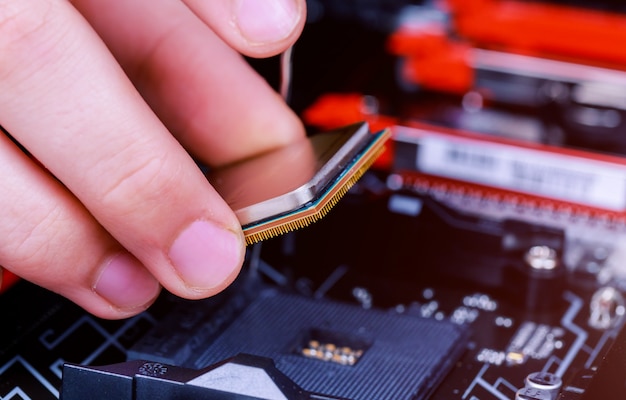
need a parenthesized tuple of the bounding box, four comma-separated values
(207, 122, 391, 245)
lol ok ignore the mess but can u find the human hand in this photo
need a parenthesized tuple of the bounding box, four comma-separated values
(0, 0, 306, 318)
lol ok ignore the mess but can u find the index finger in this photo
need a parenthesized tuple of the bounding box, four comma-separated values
(0, 0, 245, 300)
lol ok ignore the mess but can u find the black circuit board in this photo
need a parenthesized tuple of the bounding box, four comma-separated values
(2, 180, 626, 399)
(0, 266, 621, 399)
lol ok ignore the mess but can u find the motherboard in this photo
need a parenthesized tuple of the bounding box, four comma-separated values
(3, 1, 626, 399)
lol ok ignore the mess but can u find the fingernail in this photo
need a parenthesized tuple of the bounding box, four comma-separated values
(169, 220, 243, 290)
(94, 253, 160, 310)
(235, 0, 299, 44)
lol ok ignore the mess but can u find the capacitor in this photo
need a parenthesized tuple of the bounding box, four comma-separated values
(515, 387, 552, 400)
(588, 286, 626, 330)
(524, 246, 558, 271)
(525, 372, 562, 400)
(506, 245, 566, 311)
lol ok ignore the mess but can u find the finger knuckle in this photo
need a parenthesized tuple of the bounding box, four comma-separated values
(96, 153, 181, 213)
(0, 1, 63, 79)
(2, 204, 65, 270)
(0, 1, 49, 47)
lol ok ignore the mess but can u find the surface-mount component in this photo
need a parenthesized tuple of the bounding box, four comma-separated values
(207, 122, 390, 244)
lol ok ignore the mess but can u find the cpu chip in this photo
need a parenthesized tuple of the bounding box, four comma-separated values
(207, 122, 390, 244)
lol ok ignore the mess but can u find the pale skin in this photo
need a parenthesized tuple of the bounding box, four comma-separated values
(0, 0, 307, 319)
